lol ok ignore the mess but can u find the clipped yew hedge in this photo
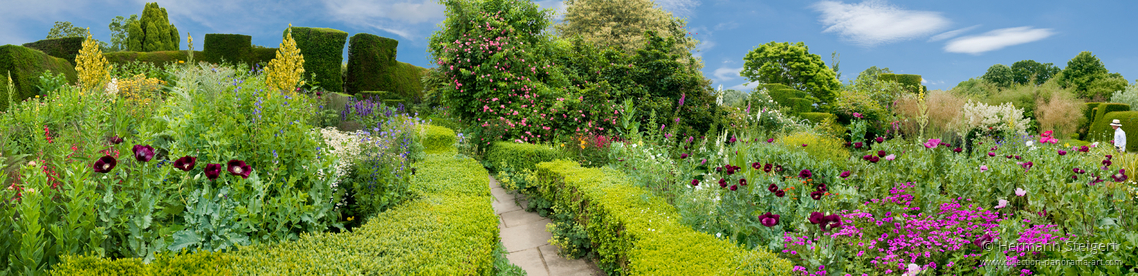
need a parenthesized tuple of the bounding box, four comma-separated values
(532, 160, 793, 275)
(286, 27, 348, 92)
(22, 37, 84, 65)
(201, 34, 251, 64)
(1089, 111, 1138, 152)
(422, 125, 457, 154)
(0, 45, 77, 111)
(484, 141, 564, 173)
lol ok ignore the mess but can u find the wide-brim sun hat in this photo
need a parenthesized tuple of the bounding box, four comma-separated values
(1111, 119, 1123, 126)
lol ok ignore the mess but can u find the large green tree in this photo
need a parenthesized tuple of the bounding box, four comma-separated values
(46, 21, 86, 38)
(108, 15, 139, 52)
(741, 41, 841, 106)
(127, 2, 179, 52)
(1058, 51, 1110, 98)
(982, 64, 1013, 87)
(554, 0, 700, 68)
(1010, 59, 1060, 86)
(855, 66, 891, 83)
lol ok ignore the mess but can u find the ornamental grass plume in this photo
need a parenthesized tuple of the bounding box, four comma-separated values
(265, 23, 305, 95)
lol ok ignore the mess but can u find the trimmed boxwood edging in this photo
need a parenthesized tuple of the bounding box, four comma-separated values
(422, 125, 457, 154)
(532, 160, 793, 275)
(484, 141, 564, 173)
(51, 126, 501, 275)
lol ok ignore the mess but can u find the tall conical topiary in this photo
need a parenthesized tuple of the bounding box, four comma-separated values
(265, 24, 305, 96)
(127, 2, 179, 51)
(75, 28, 110, 94)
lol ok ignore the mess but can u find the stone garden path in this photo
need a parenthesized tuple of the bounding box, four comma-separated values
(490, 175, 605, 276)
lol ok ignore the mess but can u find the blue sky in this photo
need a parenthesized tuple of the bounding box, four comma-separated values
(1, 0, 1134, 91)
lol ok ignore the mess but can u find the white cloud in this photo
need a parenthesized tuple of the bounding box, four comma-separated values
(323, 0, 445, 39)
(927, 24, 980, 42)
(655, 0, 701, 17)
(535, 0, 568, 20)
(700, 40, 716, 51)
(713, 66, 742, 83)
(944, 26, 1054, 54)
(812, 0, 951, 46)
(728, 82, 757, 91)
(714, 21, 739, 31)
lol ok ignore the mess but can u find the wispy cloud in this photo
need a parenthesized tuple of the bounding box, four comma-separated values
(714, 21, 739, 31)
(944, 26, 1054, 54)
(323, 0, 445, 39)
(655, 0, 701, 17)
(713, 66, 742, 83)
(928, 24, 980, 42)
(535, 0, 568, 20)
(812, 0, 950, 46)
(728, 82, 757, 91)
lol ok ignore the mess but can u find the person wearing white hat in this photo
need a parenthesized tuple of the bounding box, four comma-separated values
(1111, 119, 1126, 152)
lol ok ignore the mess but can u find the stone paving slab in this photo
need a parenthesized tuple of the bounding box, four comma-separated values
(490, 175, 604, 276)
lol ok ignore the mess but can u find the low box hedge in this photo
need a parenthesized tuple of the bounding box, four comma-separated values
(421, 124, 457, 154)
(484, 141, 563, 173)
(532, 160, 792, 275)
(52, 128, 501, 275)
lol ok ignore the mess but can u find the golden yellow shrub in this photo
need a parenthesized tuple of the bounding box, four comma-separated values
(75, 28, 110, 94)
(265, 24, 305, 96)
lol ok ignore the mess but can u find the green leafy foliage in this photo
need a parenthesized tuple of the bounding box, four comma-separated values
(878, 73, 924, 93)
(108, 15, 140, 53)
(485, 141, 564, 174)
(982, 64, 1013, 87)
(201, 34, 252, 64)
(1010, 59, 1061, 86)
(422, 125, 457, 154)
(1057, 51, 1126, 100)
(35, 71, 69, 94)
(344, 33, 399, 95)
(46, 21, 87, 39)
(285, 27, 348, 92)
(741, 41, 841, 106)
(0, 45, 78, 111)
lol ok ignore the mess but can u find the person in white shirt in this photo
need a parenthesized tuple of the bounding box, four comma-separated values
(1111, 119, 1126, 153)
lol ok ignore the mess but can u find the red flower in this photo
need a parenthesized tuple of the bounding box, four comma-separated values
(752, 162, 761, 170)
(774, 190, 785, 197)
(768, 183, 779, 193)
(729, 184, 737, 191)
(875, 137, 884, 143)
(132, 145, 155, 162)
(174, 156, 196, 171)
(853, 142, 863, 149)
(840, 171, 851, 178)
(763, 163, 772, 172)
(810, 190, 824, 200)
(227, 160, 252, 179)
(691, 179, 699, 186)
(204, 164, 222, 180)
(877, 150, 886, 157)
(718, 178, 727, 188)
(758, 212, 780, 227)
(739, 178, 747, 186)
(808, 212, 825, 224)
(93, 156, 117, 173)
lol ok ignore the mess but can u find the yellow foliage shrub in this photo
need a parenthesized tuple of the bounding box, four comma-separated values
(265, 24, 305, 97)
(75, 28, 110, 94)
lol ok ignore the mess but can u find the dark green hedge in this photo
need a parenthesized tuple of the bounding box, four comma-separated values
(879, 73, 923, 92)
(22, 37, 84, 65)
(1080, 102, 1103, 139)
(1088, 111, 1138, 152)
(103, 50, 196, 66)
(787, 97, 813, 113)
(532, 160, 793, 275)
(1095, 103, 1130, 126)
(0, 45, 78, 111)
(345, 33, 399, 95)
(247, 48, 277, 65)
(202, 34, 251, 64)
(762, 83, 805, 106)
(285, 27, 348, 92)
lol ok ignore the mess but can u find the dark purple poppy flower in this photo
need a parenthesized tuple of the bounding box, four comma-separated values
(1113, 170, 1128, 182)
(725, 166, 736, 175)
(93, 156, 117, 173)
(1073, 168, 1082, 174)
(799, 169, 812, 178)
(752, 162, 761, 170)
(132, 145, 155, 162)
(1058, 150, 1067, 156)
(878, 150, 886, 157)
(767, 138, 775, 143)
(774, 165, 784, 173)
(810, 190, 824, 200)
(227, 160, 252, 179)
(108, 136, 124, 145)
(1018, 161, 1033, 171)
(802, 144, 808, 147)
(173, 156, 196, 171)
(988, 152, 996, 157)
(953, 147, 962, 153)
(729, 185, 738, 191)
(758, 212, 780, 227)
(808, 212, 825, 224)
(869, 155, 880, 163)
(990, 146, 998, 151)
(840, 171, 851, 178)
(763, 163, 772, 173)
(768, 183, 779, 193)
(1072, 175, 1078, 180)
(205, 164, 222, 180)
(862, 154, 872, 161)
(716, 166, 723, 173)
(1014, 155, 1022, 160)
(973, 234, 994, 248)
(816, 183, 828, 193)
(1091, 176, 1105, 185)
(719, 178, 728, 188)
(1005, 155, 1013, 159)
(681, 153, 689, 159)
(691, 179, 699, 186)
(739, 178, 747, 186)
(822, 214, 842, 231)
(729, 136, 737, 144)
(774, 190, 786, 197)
(875, 137, 884, 143)
(1079, 146, 1090, 152)
(1106, 155, 1113, 160)
(1103, 160, 1112, 167)
(854, 142, 863, 149)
